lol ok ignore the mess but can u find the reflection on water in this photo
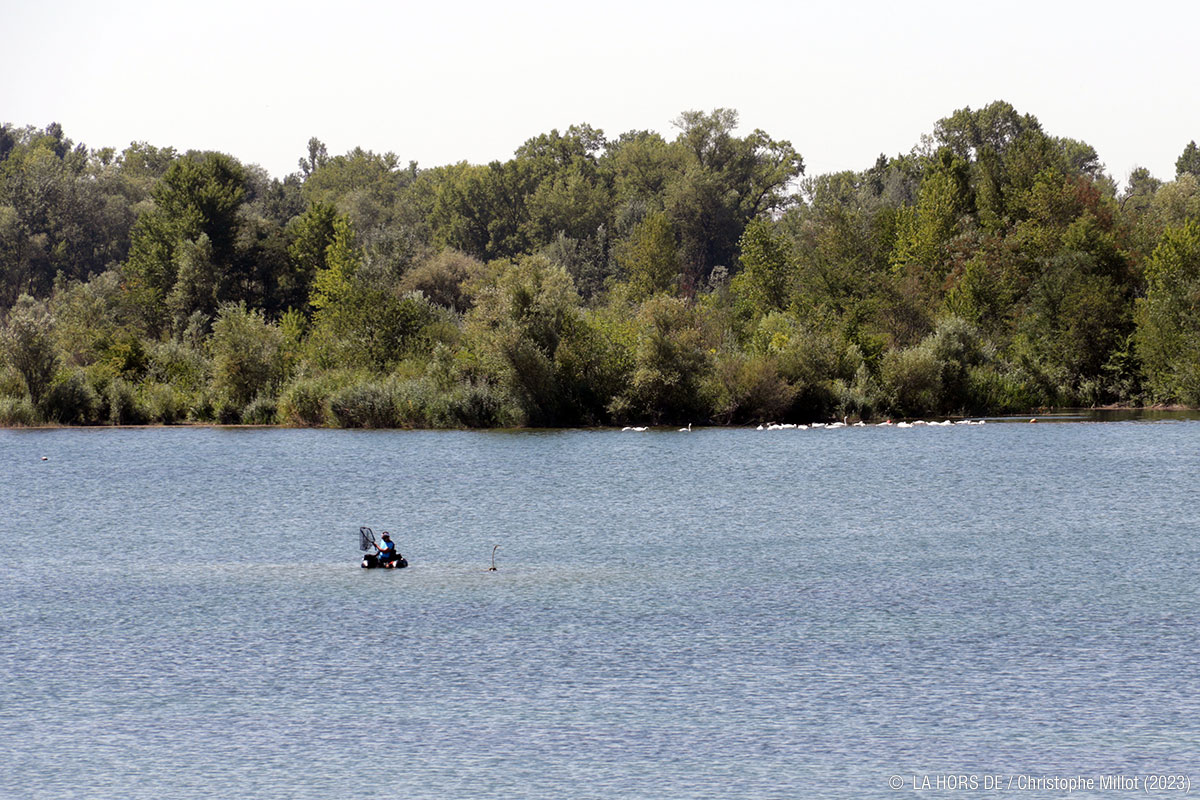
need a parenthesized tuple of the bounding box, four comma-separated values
(2, 422, 1199, 799)
(980, 408, 1200, 423)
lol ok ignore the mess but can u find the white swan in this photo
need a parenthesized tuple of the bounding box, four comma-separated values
(678, 423, 692, 432)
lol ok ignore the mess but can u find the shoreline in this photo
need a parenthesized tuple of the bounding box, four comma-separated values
(4, 406, 1199, 432)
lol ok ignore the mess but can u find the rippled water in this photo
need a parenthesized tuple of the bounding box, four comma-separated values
(2, 421, 1199, 798)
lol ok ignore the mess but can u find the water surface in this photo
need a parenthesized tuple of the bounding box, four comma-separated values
(2, 421, 1198, 798)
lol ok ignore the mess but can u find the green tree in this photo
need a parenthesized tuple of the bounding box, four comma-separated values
(1122, 167, 1162, 212)
(1135, 220, 1200, 403)
(524, 161, 611, 246)
(734, 218, 795, 313)
(889, 148, 972, 289)
(613, 295, 711, 423)
(1013, 254, 1128, 404)
(398, 248, 483, 311)
(665, 109, 803, 285)
(606, 130, 682, 212)
(299, 144, 422, 280)
(421, 160, 535, 261)
(122, 152, 248, 332)
(1142, 174, 1200, 238)
(516, 124, 612, 247)
(618, 212, 679, 297)
(934, 101, 1041, 162)
(1, 294, 58, 406)
(465, 255, 584, 424)
(1176, 141, 1200, 178)
(0, 124, 139, 305)
(304, 213, 440, 372)
(301, 145, 411, 216)
(166, 234, 217, 332)
(309, 215, 360, 312)
(306, 287, 439, 372)
(285, 202, 339, 312)
(209, 302, 286, 409)
(298, 137, 329, 179)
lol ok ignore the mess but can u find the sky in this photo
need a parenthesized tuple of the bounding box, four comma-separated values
(2, 0, 1197, 185)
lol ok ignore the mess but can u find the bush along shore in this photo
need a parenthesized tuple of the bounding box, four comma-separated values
(2, 103, 1200, 429)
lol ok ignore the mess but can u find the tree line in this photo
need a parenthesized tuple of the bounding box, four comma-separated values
(2, 102, 1199, 428)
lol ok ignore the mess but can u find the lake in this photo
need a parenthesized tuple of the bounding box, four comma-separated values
(2, 419, 1198, 798)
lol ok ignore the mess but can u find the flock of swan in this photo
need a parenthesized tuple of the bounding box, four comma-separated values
(621, 424, 691, 432)
(757, 419, 986, 430)
(620, 419, 987, 432)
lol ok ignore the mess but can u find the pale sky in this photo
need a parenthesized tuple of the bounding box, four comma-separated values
(3, 0, 1197, 185)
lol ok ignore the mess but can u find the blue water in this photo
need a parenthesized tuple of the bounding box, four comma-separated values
(2, 422, 1199, 798)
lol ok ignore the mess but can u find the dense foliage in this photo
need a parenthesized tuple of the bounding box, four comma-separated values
(2, 103, 1198, 427)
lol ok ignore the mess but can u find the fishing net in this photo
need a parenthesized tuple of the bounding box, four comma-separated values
(359, 526, 376, 551)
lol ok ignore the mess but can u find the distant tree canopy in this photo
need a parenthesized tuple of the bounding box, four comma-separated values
(1, 103, 1198, 428)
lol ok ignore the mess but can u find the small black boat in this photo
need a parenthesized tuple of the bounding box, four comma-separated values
(361, 551, 408, 569)
(359, 526, 408, 569)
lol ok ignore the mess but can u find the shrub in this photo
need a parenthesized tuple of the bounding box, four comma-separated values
(277, 372, 358, 427)
(881, 346, 943, 417)
(1135, 220, 1200, 404)
(40, 370, 101, 424)
(387, 375, 521, 429)
(106, 378, 148, 425)
(759, 316, 851, 420)
(966, 365, 1036, 414)
(210, 303, 285, 407)
(1, 295, 58, 406)
(0, 365, 26, 398)
(924, 316, 987, 410)
(186, 390, 217, 423)
(391, 377, 438, 426)
(0, 396, 39, 426)
(329, 380, 400, 428)
(146, 339, 210, 393)
(241, 394, 279, 425)
(212, 397, 242, 425)
(613, 295, 711, 424)
(705, 353, 795, 424)
(833, 364, 885, 422)
(398, 249, 484, 312)
(140, 382, 186, 424)
(279, 377, 330, 426)
(441, 381, 522, 428)
(880, 317, 992, 417)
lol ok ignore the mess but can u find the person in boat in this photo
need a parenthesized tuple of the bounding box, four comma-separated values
(377, 532, 399, 566)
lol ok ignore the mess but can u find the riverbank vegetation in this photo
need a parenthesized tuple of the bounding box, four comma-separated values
(2, 103, 1199, 427)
